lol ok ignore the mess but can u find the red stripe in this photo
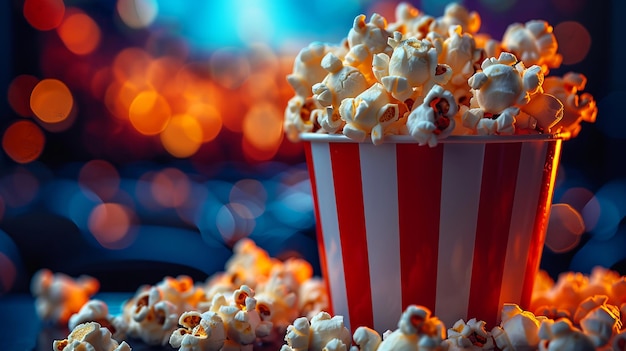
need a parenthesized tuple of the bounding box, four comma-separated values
(468, 142, 522, 326)
(329, 143, 373, 329)
(303, 142, 334, 316)
(520, 140, 562, 308)
(396, 143, 442, 312)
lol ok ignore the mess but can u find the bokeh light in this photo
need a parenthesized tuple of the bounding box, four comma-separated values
(209, 48, 251, 90)
(554, 21, 591, 65)
(160, 114, 203, 158)
(79, 160, 121, 201)
(30, 79, 74, 124)
(150, 168, 191, 208)
(216, 203, 255, 245)
(117, 0, 159, 29)
(23, 0, 65, 31)
(187, 102, 222, 142)
(2, 120, 45, 164)
(230, 179, 267, 218)
(477, 0, 516, 12)
(88, 203, 136, 249)
(0, 253, 17, 294)
(7, 75, 39, 117)
(129, 90, 171, 135)
(545, 203, 585, 253)
(57, 9, 101, 55)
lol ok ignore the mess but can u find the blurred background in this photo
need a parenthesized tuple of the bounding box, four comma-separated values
(0, 0, 624, 295)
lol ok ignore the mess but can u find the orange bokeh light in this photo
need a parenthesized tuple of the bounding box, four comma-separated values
(7, 74, 39, 117)
(187, 102, 222, 142)
(242, 102, 283, 150)
(88, 203, 134, 249)
(57, 10, 101, 55)
(129, 90, 171, 135)
(554, 21, 591, 65)
(23, 0, 65, 31)
(160, 114, 203, 158)
(30, 79, 74, 124)
(113, 47, 152, 85)
(2, 120, 45, 164)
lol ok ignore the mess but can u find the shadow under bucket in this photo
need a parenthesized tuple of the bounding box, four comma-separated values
(302, 133, 562, 333)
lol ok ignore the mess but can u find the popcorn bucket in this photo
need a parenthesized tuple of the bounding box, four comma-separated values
(302, 133, 562, 332)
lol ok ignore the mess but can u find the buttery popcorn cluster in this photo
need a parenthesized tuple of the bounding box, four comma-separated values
(46, 239, 328, 351)
(284, 2, 597, 145)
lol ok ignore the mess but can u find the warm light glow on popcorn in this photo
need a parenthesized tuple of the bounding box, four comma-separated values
(53, 322, 131, 351)
(284, 2, 596, 146)
(30, 268, 99, 325)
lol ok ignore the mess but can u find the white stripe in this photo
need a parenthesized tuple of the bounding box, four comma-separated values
(310, 142, 350, 329)
(359, 143, 402, 333)
(435, 143, 485, 327)
(498, 141, 549, 314)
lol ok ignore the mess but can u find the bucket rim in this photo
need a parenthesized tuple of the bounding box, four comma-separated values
(298, 133, 562, 144)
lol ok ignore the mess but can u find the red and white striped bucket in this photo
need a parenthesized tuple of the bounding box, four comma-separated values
(302, 133, 562, 333)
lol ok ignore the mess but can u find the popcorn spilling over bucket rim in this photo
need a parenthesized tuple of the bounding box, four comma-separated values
(284, 2, 598, 146)
(299, 132, 563, 144)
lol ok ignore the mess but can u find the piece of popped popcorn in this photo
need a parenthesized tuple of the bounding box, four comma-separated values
(443, 318, 494, 351)
(31, 268, 100, 325)
(254, 274, 299, 342)
(122, 286, 180, 346)
(345, 13, 392, 85)
(313, 52, 369, 110)
(537, 319, 595, 351)
(169, 310, 226, 351)
(377, 305, 445, 351)
(428, 2, 481, 38)
(501, 20, 562, 73)
(216, 285, 273, 347)
(574, 295, 622, 348)
(406, 84, 458, 147)
(435, 26, 484, 107)
(491, 304, 545, 351)
(543, 72, 597, 139)
(462, 52, 558, 135)
(374, 31, 451, 103)
(53, 322, 131, 351)
(298, 278, 329, 320)
(530, 271, 591, 318)
(284, 96, 321, 142)
(351, 326, 382, 351)
(310, 312, 353, 351)
(339, 82, 400, 144)
(388, 2, 434, 39)
(68, 299, 127, 342)
(156, 275, 206, 313)
(287, 42, 345, 98)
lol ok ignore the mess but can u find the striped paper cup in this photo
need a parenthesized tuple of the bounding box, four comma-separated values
(302, 133, 562, 332)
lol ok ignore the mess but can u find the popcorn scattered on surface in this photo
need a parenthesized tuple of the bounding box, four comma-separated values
(284, 2, 597, 145)
(53, 322, 131, 351)
(36, 239, 626, 350)
(30, 268, 99, 325)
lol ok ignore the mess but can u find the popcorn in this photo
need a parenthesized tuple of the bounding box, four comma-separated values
(501, 20, 562, 73)
(490, 304, 545, 351)
(298, 277, 329, 320)
(537, 319, 595, 351)
(169, 310, 226, 351)
(351, 326, 382, 351)
(428, 2, 481, 38)
(376, 305, 445, 351)
(574, 295, 622, 348)
(122, 286, 180, 346)
(284, 2, 596, 145)
(339, 82, 400, 144)
(30, 268, 100, 325)
(406, 84, 458, 146)
(543, 72, 598, 139)
(68, 299, 127, 342)
(53, 322, 131, 351)
(461, 52, 561, 135)
(288, 42, 344, 98)
(374, 31, 451, 103)
(282, 312, 352, 351)
(443, 318, 494, 350)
